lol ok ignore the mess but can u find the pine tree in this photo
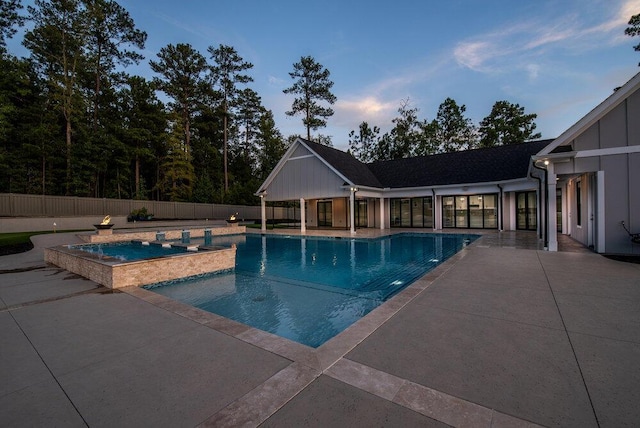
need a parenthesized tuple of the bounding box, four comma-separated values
(625, 13, 640, 65)
(283, 56, 336, 141)
(208, 44, 253, 192)
(478, 100, 540, 147)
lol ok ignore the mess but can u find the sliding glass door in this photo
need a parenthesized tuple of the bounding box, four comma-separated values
(516, 191, 537, 231)
(442, 194, 498, 229)
(390, 197, 433, 228)
(317, 201, 332, 227)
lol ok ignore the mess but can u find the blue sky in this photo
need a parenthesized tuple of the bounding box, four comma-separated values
(10, 0, 640, 150)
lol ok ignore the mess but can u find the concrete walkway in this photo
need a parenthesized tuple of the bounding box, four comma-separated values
(1, 229, 639, 427)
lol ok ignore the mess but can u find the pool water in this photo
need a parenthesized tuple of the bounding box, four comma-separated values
(146, 233, 478, 347)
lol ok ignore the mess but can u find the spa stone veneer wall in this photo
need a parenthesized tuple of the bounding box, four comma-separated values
(44, 245, 236, 289)
(78, 225, 246, 243)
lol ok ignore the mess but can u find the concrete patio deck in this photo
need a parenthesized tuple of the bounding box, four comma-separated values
(1, 227, 639, 427)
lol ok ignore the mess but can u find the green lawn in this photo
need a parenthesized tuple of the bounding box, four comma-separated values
(0, 230, 87, 256)
(0, 231, 53, 247)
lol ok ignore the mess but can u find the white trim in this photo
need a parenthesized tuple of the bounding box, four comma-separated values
(597, 171, 606, 253)
(547, 163, 558, 251)
(287, 154, 315, 161)
(300, 197, 306, 234)
(509, 192, 516, 231)
(349, 190, 355, 234)
(260, 197, 266, 231)
(574, 145, 640, 158)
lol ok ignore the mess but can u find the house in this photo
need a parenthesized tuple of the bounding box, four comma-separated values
(257, 72, 640, 255)
(533, 71, 640, 254)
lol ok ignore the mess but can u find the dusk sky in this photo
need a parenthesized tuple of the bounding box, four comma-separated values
(10, 0, 640, 150)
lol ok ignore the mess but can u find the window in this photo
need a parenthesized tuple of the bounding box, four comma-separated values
(391, 199, 402, 227)
(355, 200, 368, 228)
(516, 191, 537, 231)
(482, 194, 497, 228)
(401, 199, 411, 227)
(423, 197, 433, 228)
(390, 197, 433, 228)
(455, 196, 468, 228)
(318, 201, 332, 227)
(442, 196, 455, 228)
(443, 194, 498, 229)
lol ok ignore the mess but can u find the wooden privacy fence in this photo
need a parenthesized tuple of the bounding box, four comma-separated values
(0, 193, 299, 221)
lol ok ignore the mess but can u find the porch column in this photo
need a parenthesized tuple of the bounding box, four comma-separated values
(379, 197, 385, 230)
(349, 188, 356, 234)
(547, 163, 558, 251)
(300, 198, 306, 234)
(260, 195, 266, 232)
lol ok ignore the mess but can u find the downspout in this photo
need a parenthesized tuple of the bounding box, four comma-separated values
(529, 173, 542, 239)
(532, 163, 548, 248)
(497, 184, 503, 231)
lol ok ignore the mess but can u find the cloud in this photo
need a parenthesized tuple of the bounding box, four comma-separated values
(151, 11, 213, 41)
(453, 41, 500, 72)
(600, 0, 640, 32)
(526, 64, 541, 80)
(453, 0, 640, 74)
(268, 75, 285, 86)
(336, 96, 396, 118)
(524, 22, 579, 50)
(332, 96, 397, 131)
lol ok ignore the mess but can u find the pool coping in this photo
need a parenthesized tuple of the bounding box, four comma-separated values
(121, 230, 540, 426)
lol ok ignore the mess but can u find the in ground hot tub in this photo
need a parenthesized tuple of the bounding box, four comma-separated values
(44, 240, 236, 289)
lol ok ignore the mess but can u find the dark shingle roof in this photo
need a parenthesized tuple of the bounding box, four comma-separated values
(302, 139, 383, 188)
(367, 140, 553, 188)
(302, 138, 553, 189)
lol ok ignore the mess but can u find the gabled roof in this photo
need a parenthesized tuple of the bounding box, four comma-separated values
(258, 137, 553, 195)
(367, 140, 552, 188)
(302, 139, 383, 188)
(538, 71, 640, 155)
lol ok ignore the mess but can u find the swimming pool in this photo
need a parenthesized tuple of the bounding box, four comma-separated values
(146, 233, 478, 347)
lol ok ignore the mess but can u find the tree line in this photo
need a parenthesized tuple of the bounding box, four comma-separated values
(348, 97, 541, 163)
(4, 1, 634, 205)
(0, 0, 295, 204)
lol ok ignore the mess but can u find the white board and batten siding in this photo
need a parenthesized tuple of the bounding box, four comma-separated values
(265, 143, 348, 201)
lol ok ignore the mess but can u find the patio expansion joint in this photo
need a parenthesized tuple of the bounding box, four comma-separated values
(197, 361, 321, 427)
(537, 251, 602, 428)
(323, 357, 543, 428)
(5, 307, 90, 426)
(565, 330, 640, 346)
(1, 285, 106, 313)
(423, 303, 567, 333)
